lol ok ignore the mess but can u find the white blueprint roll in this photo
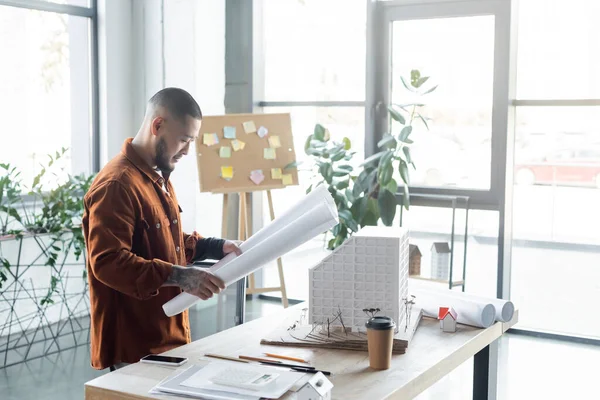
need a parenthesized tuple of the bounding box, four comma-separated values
(162, 186, 339, 317)
(429, 289, 514, 322)
(411, 288, 496, 328)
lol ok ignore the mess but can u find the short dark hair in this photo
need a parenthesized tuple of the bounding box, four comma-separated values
(148, 87, 202, 121)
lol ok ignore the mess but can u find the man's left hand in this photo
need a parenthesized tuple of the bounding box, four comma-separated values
(223, 240, 242, 257)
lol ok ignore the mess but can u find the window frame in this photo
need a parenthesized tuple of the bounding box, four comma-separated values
(0, 0, 100, 173)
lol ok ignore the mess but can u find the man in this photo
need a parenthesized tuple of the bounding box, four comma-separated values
(82, 87, 241, 371)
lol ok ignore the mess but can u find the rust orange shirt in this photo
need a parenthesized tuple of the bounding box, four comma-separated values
(82, 138, 200, 370)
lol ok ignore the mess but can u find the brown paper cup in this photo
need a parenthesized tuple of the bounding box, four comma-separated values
(366, 316, 395, 370)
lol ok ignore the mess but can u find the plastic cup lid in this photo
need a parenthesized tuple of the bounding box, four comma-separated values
(365, 316, 395, 330)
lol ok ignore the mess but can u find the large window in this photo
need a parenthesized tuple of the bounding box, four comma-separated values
(0, 0, 97, 187)
(510, 0, 600, 339)
(256, 0, 367, 298)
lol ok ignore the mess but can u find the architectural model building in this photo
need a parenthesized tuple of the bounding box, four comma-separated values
(430, 242, 451, 280)
(409, 244, 422, 276)
(309, 226, 409, 331)
(438, 307, 458, 333)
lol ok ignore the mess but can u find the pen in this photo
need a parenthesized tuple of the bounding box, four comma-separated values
(264, 353, 309, 364)
(290, 366, 331, 376)
(257, 360, 315, 369)
(259, 361, 330, 376)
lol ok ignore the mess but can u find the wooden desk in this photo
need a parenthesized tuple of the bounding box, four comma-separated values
(85, 304, 517, 400)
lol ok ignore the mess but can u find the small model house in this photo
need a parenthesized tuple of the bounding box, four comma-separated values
(296, 372, 333, 400)
(438, 307, 457, 333)
(409, 244, 421, 276)
(430, 242, 451, 280)
(309, 226, 409, 331)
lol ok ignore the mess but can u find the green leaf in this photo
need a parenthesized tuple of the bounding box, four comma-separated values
(328, 238, 336, 250)
(378, 188, 397, 226)
(8, 207, 21, 223)
(402, 147, 412, 164)
(414, 76, 430, 88)
(402, 184, 410, 210)
(283, 161, 301, 170)
(338, 209, 353, 223)
(387, 105, 406, 125)
(336, 179, 349, 190)
(399, 160, 410, 185)
(360, 151, 385, 167)
(337, 165, 353, 172)
(423, 85, 438, 95)
(319, 163, 333, 184)
(399, 126, 413, 142)
(351, 196, 368, 222)
(386, 178, 398, 194)
(377, 134, 397, 149)
(378, 163, 393, 186)
(417, 114, 430, 130)
(400, 76, 415, 92)
(331, 151, 345, 162)
(342, 137, 352, 150)
(333, 170, 350, 177)
(410, 70, 421, 87)
(314, 124, 327, 141)
(306, 184, 313, 194)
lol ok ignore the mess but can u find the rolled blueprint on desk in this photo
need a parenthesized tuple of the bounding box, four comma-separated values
(411, 287, 496, 328)
(163, 185, 339, 317)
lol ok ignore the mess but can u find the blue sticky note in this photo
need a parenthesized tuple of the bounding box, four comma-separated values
(224, 126, 236, 139)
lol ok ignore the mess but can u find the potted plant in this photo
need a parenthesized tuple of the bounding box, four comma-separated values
(304, 70, 437, 249)
(0, 148, 95, 367)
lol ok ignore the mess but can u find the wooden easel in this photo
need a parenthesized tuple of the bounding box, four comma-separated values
(221, 190, 289, 308)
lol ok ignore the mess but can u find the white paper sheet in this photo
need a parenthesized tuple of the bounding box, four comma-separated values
(179, 361, 302, 399)
(163, 185, 338, 317)
(411, 287, 496, 328)
(151, 364, 260, 400)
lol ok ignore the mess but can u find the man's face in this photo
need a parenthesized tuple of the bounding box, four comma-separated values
(152, 115, 201, 173)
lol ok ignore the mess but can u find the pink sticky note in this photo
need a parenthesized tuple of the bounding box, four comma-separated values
(250, 169, 265, 185)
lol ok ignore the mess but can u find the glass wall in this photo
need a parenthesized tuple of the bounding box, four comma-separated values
(509, 0, 600, 339)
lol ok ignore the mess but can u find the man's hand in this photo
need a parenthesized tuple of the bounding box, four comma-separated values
(164, 265, 225, 300)
(223, 240, 242, 257)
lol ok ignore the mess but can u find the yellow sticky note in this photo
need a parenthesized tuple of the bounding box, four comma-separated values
(282, 174, 293, 185)
(221, 166, 233, 181)
(271, 168, 282, 179)
(243, 121, 256, 134)
(219, 146, 231, 158)
(268, 135, 281, 149)
(203, 133, 218, 146)
(231, 139, 245, 151)
(264, 148, 276, 160)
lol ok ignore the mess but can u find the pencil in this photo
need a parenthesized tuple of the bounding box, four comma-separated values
(204, 353, 249, 363)
(264, 353, 309, 364)
(239, 355, 282, 364)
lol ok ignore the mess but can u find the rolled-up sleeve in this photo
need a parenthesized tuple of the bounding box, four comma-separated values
(84, 180, 172, 300)
(183, 231, 201, 264)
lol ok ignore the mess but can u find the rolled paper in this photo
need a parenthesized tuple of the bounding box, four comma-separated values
(163, 185, 338, 317)
(411, 287, 496, 328)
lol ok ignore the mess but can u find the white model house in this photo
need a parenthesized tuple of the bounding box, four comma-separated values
(438, 307, 457, 333)
(430, 242, 451, 280)
(309, 226, 409, 331)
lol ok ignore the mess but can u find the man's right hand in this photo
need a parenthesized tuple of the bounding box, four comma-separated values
(163, 265, 225, 300)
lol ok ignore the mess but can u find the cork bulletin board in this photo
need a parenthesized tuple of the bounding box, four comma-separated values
(195, 113, 299, 193)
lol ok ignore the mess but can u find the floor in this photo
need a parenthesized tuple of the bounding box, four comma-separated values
(1, 298, 599, 400)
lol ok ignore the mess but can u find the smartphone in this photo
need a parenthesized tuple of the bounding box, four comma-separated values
(140, 354, 188, 366)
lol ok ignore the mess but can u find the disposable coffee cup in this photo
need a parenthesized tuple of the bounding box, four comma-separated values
(366, 316, 395, 370)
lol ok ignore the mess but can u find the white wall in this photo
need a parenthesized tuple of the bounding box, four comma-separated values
(163, 0, 226, 237)
(97, 0, 134, 164)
